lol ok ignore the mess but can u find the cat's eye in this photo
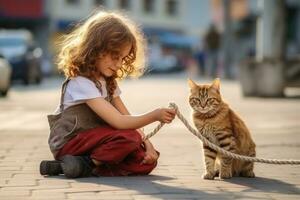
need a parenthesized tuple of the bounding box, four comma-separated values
(207, 97, 217, 102)
(189, 97, 200, 104)
(207, 97, 219, 105)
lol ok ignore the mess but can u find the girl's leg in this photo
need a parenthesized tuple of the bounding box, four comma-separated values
(56, 126, 158, 177)
(88, 129, 143, 165)
(92, 145, 158, 176)
(57, 126, 142, 161)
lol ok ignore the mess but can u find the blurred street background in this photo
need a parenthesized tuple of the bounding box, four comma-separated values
(0, 0, 299, 95)
(0, 0, 299, 199)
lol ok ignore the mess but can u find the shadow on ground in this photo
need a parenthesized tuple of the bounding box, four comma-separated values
(48, 174, 236, 199)
(225, 176, 300, 195)
(46, 174, 300, 199)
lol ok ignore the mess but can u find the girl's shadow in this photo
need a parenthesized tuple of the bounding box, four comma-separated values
(74, 174, 233, 199)
(48, 175, 299, 199)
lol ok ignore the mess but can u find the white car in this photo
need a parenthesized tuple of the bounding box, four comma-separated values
(0, 53, 12, 96)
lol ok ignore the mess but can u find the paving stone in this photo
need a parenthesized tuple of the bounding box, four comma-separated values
(0, 189, 31, 197)
(31, 190, 66, 199)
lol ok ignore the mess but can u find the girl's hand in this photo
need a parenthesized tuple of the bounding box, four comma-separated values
(154, 108, 176, 123)
(141, 140, 159, 164)
(142, 150, 159, 165)
(141, 148, 159, 165)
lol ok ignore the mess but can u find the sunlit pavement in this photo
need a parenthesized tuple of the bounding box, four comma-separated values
(0, 74, 299, 199)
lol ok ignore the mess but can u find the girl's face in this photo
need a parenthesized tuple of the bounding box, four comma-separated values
(96, 43, 132, 78)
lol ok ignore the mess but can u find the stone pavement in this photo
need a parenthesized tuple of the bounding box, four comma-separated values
(0, 75, 299, 200)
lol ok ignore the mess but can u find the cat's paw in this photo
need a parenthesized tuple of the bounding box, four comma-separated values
(202, 172, 215, 180)
(219, 170, 232, 179)
(240, 170, 255, 178)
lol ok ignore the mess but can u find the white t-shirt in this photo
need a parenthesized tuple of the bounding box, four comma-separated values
(55, 76, 121, 113)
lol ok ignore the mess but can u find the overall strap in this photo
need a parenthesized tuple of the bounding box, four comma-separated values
(59, 78, 71, 112)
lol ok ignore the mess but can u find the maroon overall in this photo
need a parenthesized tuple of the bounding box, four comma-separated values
(56, 126, 158, 176)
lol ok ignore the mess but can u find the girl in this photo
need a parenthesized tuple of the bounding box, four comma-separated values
(40, 10, 176, 178)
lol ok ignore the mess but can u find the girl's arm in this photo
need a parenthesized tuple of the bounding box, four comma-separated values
(111, 96, 131, 115)
(112, 96, 148, 137)
(86, 97, 175, 130)
(112, 96, 145, 138)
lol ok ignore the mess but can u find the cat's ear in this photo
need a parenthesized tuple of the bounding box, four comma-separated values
(210, 78, 220, 93)
(188, 78, 197, 89)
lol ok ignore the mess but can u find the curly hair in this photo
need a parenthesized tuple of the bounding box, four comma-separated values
(57, 10, 147, 98)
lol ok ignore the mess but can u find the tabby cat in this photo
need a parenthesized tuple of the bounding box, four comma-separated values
(188, 78, 256, 179)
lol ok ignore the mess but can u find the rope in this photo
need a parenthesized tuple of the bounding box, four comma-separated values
(144, 103, 300, 165)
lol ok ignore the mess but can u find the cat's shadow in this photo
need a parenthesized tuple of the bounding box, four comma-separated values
(60, 175, 300, 200)
(47, 174, 300, 199)
(224, 176, 300, 195)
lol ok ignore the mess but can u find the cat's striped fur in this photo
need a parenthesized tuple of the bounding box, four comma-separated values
(188, 78, 256, 179)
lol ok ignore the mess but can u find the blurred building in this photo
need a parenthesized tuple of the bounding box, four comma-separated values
(1, 0, 299, 76)
(211, 0, 300, 69)
(0, 0, 50, 56)
(44, 0, 214, 73)
(46, 0, 211, 37)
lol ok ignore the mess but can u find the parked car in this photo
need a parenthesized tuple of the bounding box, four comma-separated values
(147, 43, 183, 74)
(146, 33, 198, 74)
(0, 53, 12, 97)
(0, 30, 43, 85)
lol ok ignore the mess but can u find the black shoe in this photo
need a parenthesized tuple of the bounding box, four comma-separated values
(61, 155, 94, 178)
(40, 160, 63, 176)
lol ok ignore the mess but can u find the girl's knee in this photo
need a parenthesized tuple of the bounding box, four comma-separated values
(120, 129, 142, 146)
